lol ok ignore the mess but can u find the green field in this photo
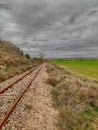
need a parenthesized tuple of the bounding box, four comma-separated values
(52, 60, 98, 80)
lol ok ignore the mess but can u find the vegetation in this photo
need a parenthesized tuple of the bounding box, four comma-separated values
(52, 60, 98, 80)
(25, 53, 30, 59)
(0, 40, 40, 82)
(47, 64, 98, 130)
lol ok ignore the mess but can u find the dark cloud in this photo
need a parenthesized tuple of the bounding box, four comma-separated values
(0, 0, 98, 58)
(68, 12, 81, 24)
(7, 0, 92, 33)
(87, 9, 98, 16)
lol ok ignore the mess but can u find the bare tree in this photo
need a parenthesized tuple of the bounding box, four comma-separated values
(39, 52, 45, 59)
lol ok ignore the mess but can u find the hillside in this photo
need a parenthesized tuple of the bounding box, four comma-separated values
(0, 40, 22, 55)
(0, 40, 39, 82)
(0, 40, 24, 67)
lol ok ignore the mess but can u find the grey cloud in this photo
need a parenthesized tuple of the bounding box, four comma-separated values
(66, 39, 98, 50)
(8, 0, 62, 33)
(7, 0, 94, 33)
(0, 0, 98, 58)
(68, 12, 81, 24)
(87, 9, 98, 16)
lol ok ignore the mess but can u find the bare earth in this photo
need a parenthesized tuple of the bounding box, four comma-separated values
(0, 64, 58, 130)
(22, 64, 58, 130)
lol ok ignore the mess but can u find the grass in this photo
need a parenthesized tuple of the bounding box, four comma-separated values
(0, 40, 43, 83)
(52, 60, 98, 80)
(47, 64, 98, 130)
(0, 63, 38, 83)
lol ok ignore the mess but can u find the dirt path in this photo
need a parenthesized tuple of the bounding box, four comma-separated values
(22, 64, 58, 130)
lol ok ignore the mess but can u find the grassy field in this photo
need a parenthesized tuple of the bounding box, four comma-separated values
(52, 60, 98, 80)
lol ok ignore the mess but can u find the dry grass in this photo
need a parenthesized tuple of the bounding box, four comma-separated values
(0, 40, 42, 82)
(0, 63, 39, 83)
(47, 64, 98, 130)
(25, 104, 32, 110)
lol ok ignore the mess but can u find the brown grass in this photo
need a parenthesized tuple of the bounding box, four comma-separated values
(0, 40, 43, 82)
(0, 62, 39, 83)
(47, 64, 98, 130)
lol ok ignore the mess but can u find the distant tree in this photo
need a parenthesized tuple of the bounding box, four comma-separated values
(34, 57, 38, 60)
(25, 53, 30, 59)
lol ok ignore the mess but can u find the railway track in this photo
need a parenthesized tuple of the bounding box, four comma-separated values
(0, 64, 43, 130)
(0, 66, 38, 94)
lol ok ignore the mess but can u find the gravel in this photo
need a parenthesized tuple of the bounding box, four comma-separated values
(0, 67, 40, 130)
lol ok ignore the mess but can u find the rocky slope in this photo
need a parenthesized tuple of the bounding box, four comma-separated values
(0, 40, 27, 67)
(0, 40, 39, 82)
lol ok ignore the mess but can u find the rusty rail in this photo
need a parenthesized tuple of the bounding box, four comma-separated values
(0, 66, 42, 129)
(0, 66, 38, 94)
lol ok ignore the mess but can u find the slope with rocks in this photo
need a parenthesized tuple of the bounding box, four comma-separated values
(0, 40, 39, 82)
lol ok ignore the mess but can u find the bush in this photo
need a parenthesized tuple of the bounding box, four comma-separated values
(47, 65, 98, 130)
(25, 53, 30, 59)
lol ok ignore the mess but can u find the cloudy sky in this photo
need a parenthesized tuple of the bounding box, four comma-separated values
(0, 0, 98, 58)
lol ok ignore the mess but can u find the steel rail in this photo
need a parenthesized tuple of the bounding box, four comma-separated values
(0, 65, 42, 130)
(0, 66, 38, 94)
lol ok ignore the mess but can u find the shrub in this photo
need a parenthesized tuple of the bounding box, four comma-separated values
(25, 53, 30, 59)
(47, 64, 98, 130)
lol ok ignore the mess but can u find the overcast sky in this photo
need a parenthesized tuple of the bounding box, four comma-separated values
(0, 0, 98, 58)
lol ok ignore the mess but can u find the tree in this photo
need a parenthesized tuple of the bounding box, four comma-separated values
(34, 57, 38, 60)
(25, 53, 30, 59)
(39, 52, 45, 59)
